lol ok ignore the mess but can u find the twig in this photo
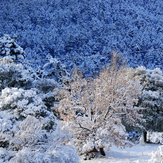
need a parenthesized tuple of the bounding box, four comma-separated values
(78, 123, 92, 132)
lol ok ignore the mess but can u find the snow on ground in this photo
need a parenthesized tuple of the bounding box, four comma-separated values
(81, 144, 162, 163)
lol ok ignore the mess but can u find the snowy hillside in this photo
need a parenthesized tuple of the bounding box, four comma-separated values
(0, 0, 162, 76)
(0, 1, 163, 162)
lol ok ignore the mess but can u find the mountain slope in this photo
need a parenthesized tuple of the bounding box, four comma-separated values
(0, 0, 162, 75)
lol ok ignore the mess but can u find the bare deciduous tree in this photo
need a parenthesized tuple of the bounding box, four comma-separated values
(55, 53, 144, 159)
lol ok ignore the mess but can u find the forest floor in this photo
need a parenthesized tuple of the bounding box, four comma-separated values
(81, 143, 161, 163)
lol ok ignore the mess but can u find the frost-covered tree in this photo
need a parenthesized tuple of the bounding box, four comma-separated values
(127, 66, 163, 132)
(55, 54, 144, 159)
(34, 56, 70, 109)
(0, 35, 79, 162)
(0, 34, 24, 60)
(0, 56, 33, 91)
(0, 88, 79, 162)
(0, 35, 33, 90)
(0, 35, 70, 109)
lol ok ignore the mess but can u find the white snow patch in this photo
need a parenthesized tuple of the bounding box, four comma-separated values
(81, 144, 161, 163)
(147, 132, 163, 144)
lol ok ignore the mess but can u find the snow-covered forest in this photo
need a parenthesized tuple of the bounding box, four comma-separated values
(0, 0, 163, 162)
(0, 0, 163, 76)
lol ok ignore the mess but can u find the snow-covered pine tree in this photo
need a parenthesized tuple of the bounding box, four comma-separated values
(55, 53, 144, 159)
(34, 56, 70, 109)
(41, 56, 70, 84)
(0, 34, 70, 110)
(127, 66, 163, 132)
(0, 34, 24, 61)
(0, 35, 79, 162)
(0, 88, 79, 162)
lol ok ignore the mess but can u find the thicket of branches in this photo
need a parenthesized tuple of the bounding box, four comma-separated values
(55, 53, 144, 159)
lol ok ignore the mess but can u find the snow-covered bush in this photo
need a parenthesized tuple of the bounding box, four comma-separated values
(56, 54, 144, 159)
(127, 67, 163, 132)
(0, 87, 79, 162)
(10, 145, 79, 163)
(148, 146, 163, 163)
(147, 132, 163, 144)
(0, 88, 47, 118)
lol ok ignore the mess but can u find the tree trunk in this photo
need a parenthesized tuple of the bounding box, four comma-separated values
(83, 147, 98, 160)
(143, 131, 147, 143)
(99, 148, 106, 156)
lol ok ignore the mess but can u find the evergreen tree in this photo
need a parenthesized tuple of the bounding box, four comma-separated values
(0, 35, 79, 162)
(127, 66, 163, 132)
(0, 35, 24, 60)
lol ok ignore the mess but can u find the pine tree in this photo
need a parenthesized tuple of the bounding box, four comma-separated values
(0, 35, 24, 60)
(127, 66, 163, 132)
(0, 35, 79, 162)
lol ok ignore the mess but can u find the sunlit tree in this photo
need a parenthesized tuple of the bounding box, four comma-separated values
(55, 54, 144, 159)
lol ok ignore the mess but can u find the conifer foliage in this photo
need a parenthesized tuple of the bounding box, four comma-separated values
(0, 35, 24, 60)
(55, 54, 144, 159)
(0, 35, 79, 163)
(1, 0, 162, 75)
(127, 66, 163, 132)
